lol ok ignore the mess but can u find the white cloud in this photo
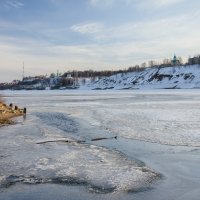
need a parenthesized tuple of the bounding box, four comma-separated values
(70, 11, 200, 47)
(138, 0, 186, 9)
(50, 0, 66, 6)
(89, 0, 186, 10)
(55, 10, 200, 65)
(1, 0, 24, 9)
(1, 11, 200, 58)
(89, 0, 114, 8)
(71, 22, 104, 35)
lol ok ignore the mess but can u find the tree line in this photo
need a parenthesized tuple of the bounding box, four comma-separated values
(57, 55, 200, 78)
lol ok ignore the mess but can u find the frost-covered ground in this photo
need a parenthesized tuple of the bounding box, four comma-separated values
(0, 90, 200, 200)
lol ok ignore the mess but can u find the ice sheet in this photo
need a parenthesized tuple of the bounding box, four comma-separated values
(0, 112, 159, 193)
(1, 89, 200, 196)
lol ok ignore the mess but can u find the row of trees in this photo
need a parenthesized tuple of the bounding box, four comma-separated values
(49, 70, 120, 78)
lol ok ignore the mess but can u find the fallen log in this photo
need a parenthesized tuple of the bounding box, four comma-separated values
(36, 139, 85, 144)
(91, 136, 117, 141)
(36, 136, 117, 145)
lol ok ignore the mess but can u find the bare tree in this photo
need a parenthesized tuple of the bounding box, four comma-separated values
(141, 62, 146, 68)
(148, 60, 155, 68)
(178, 56, 183, 65)
(163, 58, 171, 66)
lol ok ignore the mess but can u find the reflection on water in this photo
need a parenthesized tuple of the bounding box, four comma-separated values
(23, 114, 26, 122)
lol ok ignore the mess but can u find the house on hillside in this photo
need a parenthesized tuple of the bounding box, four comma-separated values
(188, 56, 200, 65)
(21, 76, 47, 90)
(61, 73, 74, 86)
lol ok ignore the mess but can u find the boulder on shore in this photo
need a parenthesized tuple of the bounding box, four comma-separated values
(0, 102, 24, 126)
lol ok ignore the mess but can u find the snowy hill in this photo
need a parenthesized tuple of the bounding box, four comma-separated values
(84, 64, 200, 90)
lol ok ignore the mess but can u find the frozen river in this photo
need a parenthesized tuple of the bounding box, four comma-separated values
(0, 90, 200, 199)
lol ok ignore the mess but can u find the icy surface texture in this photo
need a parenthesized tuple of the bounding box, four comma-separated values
(0, 122, 159, 193)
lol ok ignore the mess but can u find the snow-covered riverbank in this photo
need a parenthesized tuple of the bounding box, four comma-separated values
(84, 64, 200, 90)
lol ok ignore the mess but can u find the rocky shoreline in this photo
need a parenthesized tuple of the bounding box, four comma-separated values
(0, 102, 25, 126)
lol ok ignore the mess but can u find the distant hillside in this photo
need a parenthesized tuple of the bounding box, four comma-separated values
(85, 64, 200, 90)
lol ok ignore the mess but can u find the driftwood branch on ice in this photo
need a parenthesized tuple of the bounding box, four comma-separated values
(36, 136, 117, 145)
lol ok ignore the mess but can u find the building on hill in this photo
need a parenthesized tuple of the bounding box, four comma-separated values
(188, 55, 200, 65)
(61, 73, 75, 86)
(171, 54, 181, 66)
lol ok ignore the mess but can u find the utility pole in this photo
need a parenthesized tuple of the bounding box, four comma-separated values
(22, 61, 25, 81)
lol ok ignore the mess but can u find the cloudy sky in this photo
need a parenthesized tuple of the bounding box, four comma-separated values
(0, 0, 200, 82)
